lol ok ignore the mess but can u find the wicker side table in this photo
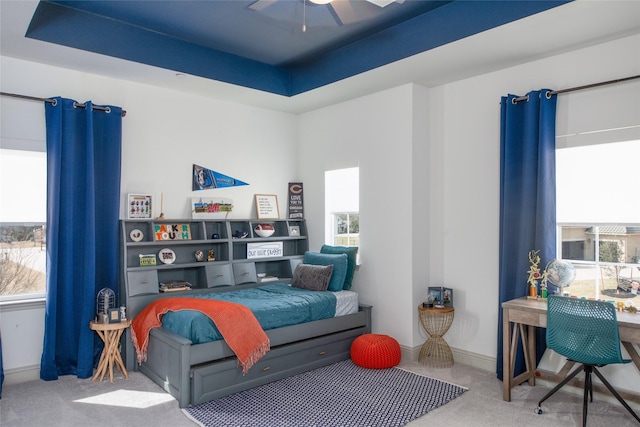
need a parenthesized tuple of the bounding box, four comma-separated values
(418, 306, 455, 367)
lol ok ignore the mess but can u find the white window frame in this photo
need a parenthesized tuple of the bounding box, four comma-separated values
(330, 211, 359, 248)
(0, 150, 47, 302)
(557, 223, 640, 300)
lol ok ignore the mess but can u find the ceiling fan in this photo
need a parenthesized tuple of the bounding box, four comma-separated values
(249, 0, 405, 27)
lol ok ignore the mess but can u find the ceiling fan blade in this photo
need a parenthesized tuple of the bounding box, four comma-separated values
(249, 0, 277, 12)
(330, 0, 356, 25)
(366, 0, 400, 7)
(331, 0, 384, 26)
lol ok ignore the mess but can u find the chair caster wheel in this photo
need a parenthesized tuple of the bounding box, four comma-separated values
(534, 407, 542, 415)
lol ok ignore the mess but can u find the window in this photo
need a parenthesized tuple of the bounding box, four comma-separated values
(331, 212, 360, 247)
(325, 167, 359, 259)
(1, 96, 47, 300)
(0, 149, 47, 299)
(557, 140, 640, 302)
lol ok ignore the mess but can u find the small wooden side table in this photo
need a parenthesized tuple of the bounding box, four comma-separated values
(89, 320, 131, 382)
(418, 306, 455, 368)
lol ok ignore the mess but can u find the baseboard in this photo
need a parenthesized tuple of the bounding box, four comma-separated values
(3, 364, 41, 385)
(450, 347, 496, 372)
(403, 345, 496, 372)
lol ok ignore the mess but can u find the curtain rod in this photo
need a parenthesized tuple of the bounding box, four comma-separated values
(0, 91, 127, 117)
(513, 75, 640, 103)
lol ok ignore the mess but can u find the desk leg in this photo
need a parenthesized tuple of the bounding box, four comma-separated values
(517, 324, 536, 386)
(622, 342, 640, 372)
(526, 325, 536, 386)
(503, 308, 512, 402)
(503, 316, 538, 402)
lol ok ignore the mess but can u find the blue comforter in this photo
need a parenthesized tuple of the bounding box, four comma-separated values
(161, 283, 337, 344)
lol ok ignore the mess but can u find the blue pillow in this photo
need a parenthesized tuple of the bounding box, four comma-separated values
(303, 251, 348, 292)
(320, 245, 358, 290)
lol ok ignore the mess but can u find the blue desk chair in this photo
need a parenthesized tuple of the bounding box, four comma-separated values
(535, 295, 640, 426)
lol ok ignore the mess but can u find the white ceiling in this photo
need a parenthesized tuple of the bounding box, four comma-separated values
(1, 0, 639, 114)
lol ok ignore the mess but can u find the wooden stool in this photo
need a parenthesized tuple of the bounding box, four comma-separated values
(89, 320, 131, 382)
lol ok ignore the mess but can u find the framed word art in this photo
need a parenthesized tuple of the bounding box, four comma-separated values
(255, 194, 279, 219)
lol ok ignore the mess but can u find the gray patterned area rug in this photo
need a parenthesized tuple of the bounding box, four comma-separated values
(183, 360, 467, 427)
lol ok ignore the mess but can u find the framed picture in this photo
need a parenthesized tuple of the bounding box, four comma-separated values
(427, 287, 442, 305)
(442, 287, 454, 308)
(255, 194, 280, 219)
(428, 286, 454, 308)
(288, 225, 300, 237)
(127, 194, 152, 219)
(108, 308, 121, 323)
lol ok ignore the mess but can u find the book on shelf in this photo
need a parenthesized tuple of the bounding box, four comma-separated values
(160, 287, 191, 292)
(259, 276, 279, 283)
(159, 281, 192, 292)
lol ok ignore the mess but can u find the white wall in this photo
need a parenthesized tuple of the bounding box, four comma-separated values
(120, 83, 298, 219)
(0, 302, 45, 383)
(298, 84, 427, 345)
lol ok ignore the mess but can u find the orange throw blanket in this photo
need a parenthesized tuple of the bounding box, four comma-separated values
(130, 297, 270, 374)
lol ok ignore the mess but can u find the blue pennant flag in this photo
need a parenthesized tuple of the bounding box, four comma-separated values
(193, 164, 249, 191)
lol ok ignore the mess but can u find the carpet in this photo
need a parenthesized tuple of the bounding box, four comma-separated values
(183, 360, 467, 427)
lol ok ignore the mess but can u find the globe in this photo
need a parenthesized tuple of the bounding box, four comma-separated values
(545, 259, 576, 289)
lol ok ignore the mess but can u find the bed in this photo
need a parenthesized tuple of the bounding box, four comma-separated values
(124, 281, 371, 408)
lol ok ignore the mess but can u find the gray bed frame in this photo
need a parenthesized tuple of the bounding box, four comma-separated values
(122, 285, 372, 408)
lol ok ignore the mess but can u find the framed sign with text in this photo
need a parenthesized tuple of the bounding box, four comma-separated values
(153, 223, 192, 241)
(255, 194, 280, 219)
(287, 182, 304, 219)
(247, 241, 284, 259)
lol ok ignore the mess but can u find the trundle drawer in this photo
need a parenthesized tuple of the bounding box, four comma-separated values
(191, 328, 363, 405)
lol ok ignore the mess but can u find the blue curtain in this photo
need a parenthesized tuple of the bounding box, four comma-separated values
(496, 90, 557, 381)
(40, 98, 122, 380)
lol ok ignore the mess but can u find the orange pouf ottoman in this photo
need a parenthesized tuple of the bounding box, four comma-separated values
(351, 334, 401, 369)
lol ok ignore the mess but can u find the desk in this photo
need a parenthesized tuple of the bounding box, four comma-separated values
(502, 297, 640, 402)
(90, 320, 131, 383)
